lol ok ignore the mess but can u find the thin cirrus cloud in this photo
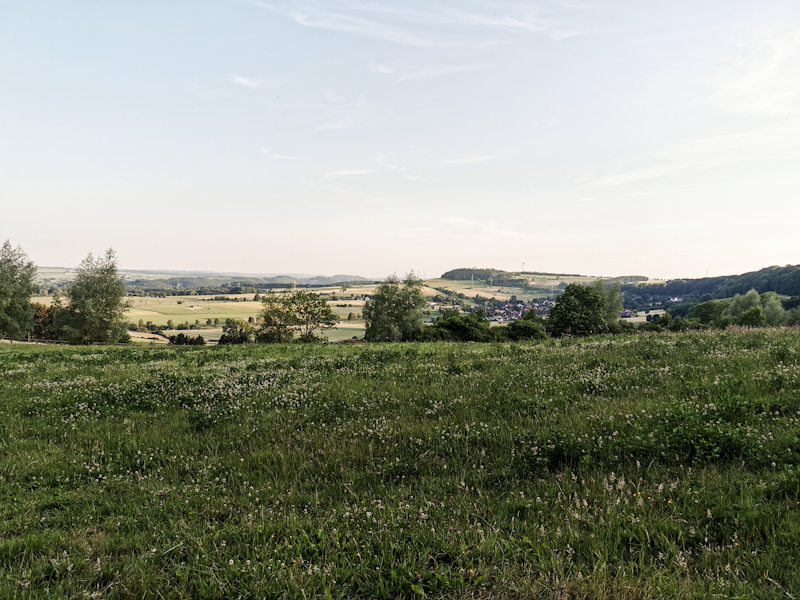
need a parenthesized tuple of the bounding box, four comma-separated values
(709, 28, 800, 116)
(441, 155, 495, 165)
(230, 74, 267, 89)
(314, 116, 357, 131)
(369, 62, 479, 81)
(324, 169, 374, 179)
(585, 123, 800, 189)
(252, 1, 571, 47)
(261, 148, 306, 160)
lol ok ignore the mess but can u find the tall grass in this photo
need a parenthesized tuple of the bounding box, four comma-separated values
(1, 329, 799, 598)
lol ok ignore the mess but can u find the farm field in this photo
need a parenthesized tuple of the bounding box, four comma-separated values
(31, 294, 369, 336)
(425, 275, 644, 302)
(2, 330, 800, 598)
(425, 278, 565, 301)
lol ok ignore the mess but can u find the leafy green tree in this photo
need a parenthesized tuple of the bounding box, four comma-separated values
(218, 318, 255, 344)
(256, 290, 336, 343)
(548, 283, 607, 337)
(0, 240, 37, 339)
(506, 311, 548, 341)
(692, 299, 729, 325)
(761, 292, 788, 326)
(292, 290, 337, 342)
(724, 289, 761, 319)
(256, 291, 295, 343)
(168, 333, 205, 346)
(167, 319, 175, 329)
(431, 308, 494, 342)
(54, 249, 131, 344)
(31, 301, 58, 340)
(593, 280, 624, 330)
(363, 273, 426, 342)
(739, 306, 767, 328)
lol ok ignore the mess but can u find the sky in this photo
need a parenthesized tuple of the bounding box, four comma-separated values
(2, 1, 799, 280)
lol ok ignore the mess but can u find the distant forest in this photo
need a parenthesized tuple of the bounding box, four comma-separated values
(651, 265, 800, 298)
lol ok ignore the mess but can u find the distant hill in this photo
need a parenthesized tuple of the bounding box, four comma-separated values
(440, 268, 647, 287)
(651, 265, 800, 298)
(116, 269, 373, 294)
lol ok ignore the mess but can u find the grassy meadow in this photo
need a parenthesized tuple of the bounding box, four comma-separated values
(2, 329, 800, 598)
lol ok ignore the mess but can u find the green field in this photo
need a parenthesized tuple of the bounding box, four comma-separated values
(425, 278, 578, 301)
(2, 329, 800, 598)
(32, 293, 368, 342)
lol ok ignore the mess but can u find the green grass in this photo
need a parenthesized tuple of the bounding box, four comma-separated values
(1, 329, 800, 598)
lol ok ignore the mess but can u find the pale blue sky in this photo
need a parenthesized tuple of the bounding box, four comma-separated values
(2, 1, 799, 279)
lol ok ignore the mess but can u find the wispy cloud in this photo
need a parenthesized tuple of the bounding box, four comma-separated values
(324, 169, 374, 179)
(369, 62, 478, 81)
(441, 155, 495, 165)
(230, 74, 267, 89)
(589, 164, 685, 188)
(314, 117, 356, 131)
(586, 124, 800, 189)
(252, 1, 575, 47)
(261, 148, 305, 160)
(710, 28, 800, 116)
(375, 155, 425, 180)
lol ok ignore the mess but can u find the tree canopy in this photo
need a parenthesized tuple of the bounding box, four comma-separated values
(256, 290, 337, 343)
(54, 249, 130, 344)
(0, 240, 37, 339)
(548, 283, 608, 337)
(363, 273, 426, 342)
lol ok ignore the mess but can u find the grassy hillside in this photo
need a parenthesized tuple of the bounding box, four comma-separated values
(1, 331, 800, 598)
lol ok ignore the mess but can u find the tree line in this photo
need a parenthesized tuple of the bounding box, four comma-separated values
(5, 240, 799, 347)
(642, 264, 800, 298)
(1, 241, 129, 344)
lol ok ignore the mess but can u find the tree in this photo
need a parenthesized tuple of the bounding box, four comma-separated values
(0, 240, 37, 340)
(256, 291, 295, 343)
(739, 306, 767, 328)
(292, 290, 337, 342)
(363, 273, 427, 342)
(692, 299, 728, 325)
(430, 308, 494, 342)
(54, 249, 130, 344)
(723, 289, 761, 319)
(218, 318, 254, 344)
(761, 292, 788, 326)
(31, 301, 58, 340)
(256, 290, 337, 343)
(168, 333, 206, 346)
(506, 311, 548, 341)
(548, 283, 607, 337)
(592, 280, 624, 330)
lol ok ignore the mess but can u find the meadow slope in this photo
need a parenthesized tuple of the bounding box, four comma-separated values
(1, 330, 800, 598)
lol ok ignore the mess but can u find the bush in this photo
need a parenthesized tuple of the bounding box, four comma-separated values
(168, 333, 205, 346)
(506, 313, 548, 340)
